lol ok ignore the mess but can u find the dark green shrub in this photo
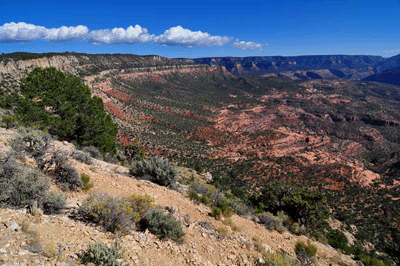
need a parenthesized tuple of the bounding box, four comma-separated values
(43, 191, 66, 214)
(2, 114, 17, 129)
(357, 254, 390, 266)
(0, 158, 49, 208)
(140, 209, 185, 243)
(55, 164, 82, 191)
(80, 240, 124, 266)
(327, 228, 348, 250)
(79, 192, 154, 234)
(200, 194, 210, 205)
(209, 190, 233, 218)
(187, 189, 201, 202)
(81, 173, 94, 191)
(130, 157, 178, 188)
(211, 207, 222, 220)
(295, 240, 317, 266)
(218, 199, 233, 218)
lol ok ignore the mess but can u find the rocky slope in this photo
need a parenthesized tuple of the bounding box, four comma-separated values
(1, 53, 399, 264)
(0, 127, 356, 266)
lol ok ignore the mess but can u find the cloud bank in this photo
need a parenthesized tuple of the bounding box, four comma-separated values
(230, 39, 266, 50)
(382, 49, 400, 54)
(87, 25, 154, 44)
(154, 26, 232, 47)
(0, 22, 262, 50)
(0, 22, 88, 42)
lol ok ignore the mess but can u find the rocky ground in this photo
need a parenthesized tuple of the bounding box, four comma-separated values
(0, 127, 358, 266)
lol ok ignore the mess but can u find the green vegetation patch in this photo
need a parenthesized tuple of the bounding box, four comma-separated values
(16, 67, 118, 155)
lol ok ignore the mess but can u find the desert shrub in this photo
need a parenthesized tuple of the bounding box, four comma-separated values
(258, 212, 287, 233)
(210, 190, 226, 206)
(289, 222, 304, 235)
(295, 240, 317, 266)
(326, 228, 348, 250)
(130, 157, 178, 188)
(10, 131, 52, 167)
(81, 173, 94, 191)
(139, 208, 185, 243)
(43, 191, 66, 214)
(218, 199, 233, 217)
(0, 158, 49, 208)
(250, 182, 329, 227)
(356, 254, 395, 266)
(72, 151, 93, 165)
(211, 207, 223, 220)
(222, 218, 240, 231)
(187, 183, 215, 205)
(229, 198, 253, 216)
(200, 194, 211, 205)
(217, 226, 229, 237)
(26, 230, 43, 254)
(0, 156, 23, 179)
(189, 182, 214, 195)
(104, 156, 119, 164)
(124, 141, 146, 163)
(2, 114, 17, 129)
(80, 240, 124, 266)
(79, 192, 154, 234)
(257, 251, 297, 266)
(44, 150, 69, 172)
(259, 212, 276, 230)
(187, 189, 201, 202)
(81, 146, 103, 159)
(55, 164, 82, 191)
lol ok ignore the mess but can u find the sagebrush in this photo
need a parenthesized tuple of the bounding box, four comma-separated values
(130, 157, 178, 188)
(79, 192, 154, 233)
(80, 240, 124, 266)
(140, 208, 185, 243)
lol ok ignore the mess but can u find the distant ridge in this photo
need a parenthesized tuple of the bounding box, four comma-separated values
(178, 55, 385, 77)
(364, 67, 400, 86)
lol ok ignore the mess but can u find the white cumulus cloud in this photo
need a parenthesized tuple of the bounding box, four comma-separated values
(154, 26, 232, 47)
(382, 49, 400, 54)
(0, 22, 267, 51)
(230, 39, 266, 50)
(0, 22, 88, 42)
(86, 25, 154, 44)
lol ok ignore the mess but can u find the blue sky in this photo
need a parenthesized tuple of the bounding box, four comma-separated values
(1, 0, 400, 58)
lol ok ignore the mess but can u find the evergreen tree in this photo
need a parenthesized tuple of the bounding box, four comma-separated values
(17, 67, 118, 155)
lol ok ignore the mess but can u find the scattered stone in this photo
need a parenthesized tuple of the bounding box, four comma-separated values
(18, 250, 29, 256)
(8, 222, 19, 231)
(165, 206, 178, 214)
